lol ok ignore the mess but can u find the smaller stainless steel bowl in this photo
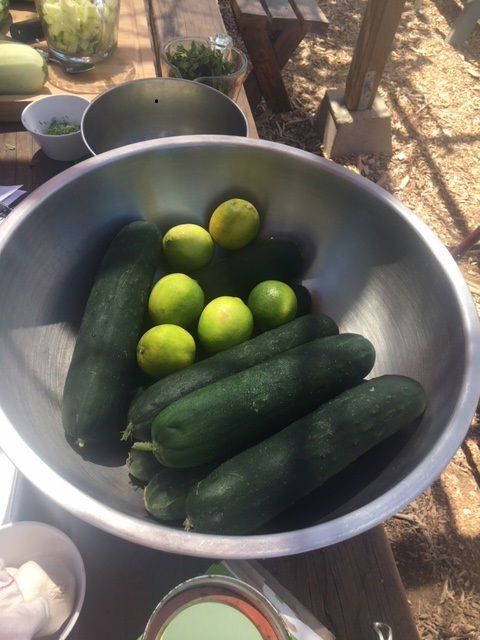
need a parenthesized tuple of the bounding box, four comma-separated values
(81, 77, 248, 155)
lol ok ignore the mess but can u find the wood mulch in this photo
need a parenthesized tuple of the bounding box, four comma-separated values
(218, 0, 480, 638)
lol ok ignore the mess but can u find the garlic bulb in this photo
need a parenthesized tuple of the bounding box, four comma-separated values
(12, 557, 75, 637)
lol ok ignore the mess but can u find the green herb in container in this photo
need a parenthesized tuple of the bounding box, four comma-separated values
(167, 41, 235, 81)
(162, 35, 248, 101)
(45, 120, 80, 136)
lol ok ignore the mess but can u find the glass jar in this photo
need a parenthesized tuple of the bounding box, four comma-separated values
(35, 0, 120, 67)
(162, 34, 248, 102)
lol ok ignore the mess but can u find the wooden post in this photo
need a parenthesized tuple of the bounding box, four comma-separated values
(446, 0, 480, 48)
(344, 0, 406, 111)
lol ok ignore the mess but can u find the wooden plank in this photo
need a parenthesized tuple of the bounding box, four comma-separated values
(235, 15, 291, 112)
(148, 0, 258, 136)
(289, 0, 329, 35)
(0, 127, 70, 192)
(272, 22, 304, 69)
(232, 0, 267, 19)
(344, 0, 406, 111)
(262, 0, 297, 29)
(264, 527, 420, 640)
(0, 0, 156, 122)
(225, 560, 335, 640)
(230, 0, 267, 111)
(231, 0, 293, 112)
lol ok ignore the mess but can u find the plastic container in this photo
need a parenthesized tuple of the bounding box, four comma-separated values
(161, 34, 248, 102)
(0, 520, 86, 640)
(21, 94, 90, 161)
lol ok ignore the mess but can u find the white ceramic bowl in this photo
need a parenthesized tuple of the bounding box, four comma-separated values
(0, 521, 86, 639)
(21, 95, 90, 162)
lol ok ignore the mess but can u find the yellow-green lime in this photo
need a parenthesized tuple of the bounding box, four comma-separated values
(148, 273, 204, 328)
(247, 280, 297, 331)
(137, 324, 195, 379)
(198, 296, 253, 354)
(208, 198, 260, 250)
(162, 224, 214, 272)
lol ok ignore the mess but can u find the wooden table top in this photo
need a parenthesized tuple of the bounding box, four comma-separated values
(0, 0, 420, 637)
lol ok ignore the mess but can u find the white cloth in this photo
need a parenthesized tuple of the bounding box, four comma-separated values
(0, 560, 48, 640)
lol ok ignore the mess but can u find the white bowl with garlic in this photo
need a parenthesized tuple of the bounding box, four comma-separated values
(0, 521, 85, 640)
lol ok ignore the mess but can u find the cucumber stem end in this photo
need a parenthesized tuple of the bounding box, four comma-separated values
(131, 441, 155, 453)
(121, 422, 134, 441)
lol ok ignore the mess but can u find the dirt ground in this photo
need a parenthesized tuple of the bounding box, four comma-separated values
(219, 0, 480, 637)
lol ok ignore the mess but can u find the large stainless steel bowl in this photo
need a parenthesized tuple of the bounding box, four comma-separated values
(81, 78, 248, 155)
(0, 136, 479, 559)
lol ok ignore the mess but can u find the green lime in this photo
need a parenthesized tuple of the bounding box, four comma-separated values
(162, 224, 214, 272)
(148, 273, 204, 328)
(208, 199, 260, 250)
(247, 280, 297, 331)
(198, 296, 253, 354)
(137, 324, 196, 379)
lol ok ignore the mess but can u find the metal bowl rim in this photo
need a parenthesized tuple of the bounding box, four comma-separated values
(80, 77, 249, 155)
(0, 134, 479, 558)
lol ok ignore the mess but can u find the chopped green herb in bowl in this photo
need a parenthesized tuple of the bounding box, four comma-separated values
(45, 120, 80, 136)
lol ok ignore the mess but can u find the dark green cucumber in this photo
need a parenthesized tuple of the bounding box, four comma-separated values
(62, 220, 160, 447)
(185, 375, 427, 534)
(190, 236, 304, 301)
(151, 333, 375, 468)
(127, 448, 162, 483)
(126, 314, 338, 441)
(144, 465, 213, 521)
